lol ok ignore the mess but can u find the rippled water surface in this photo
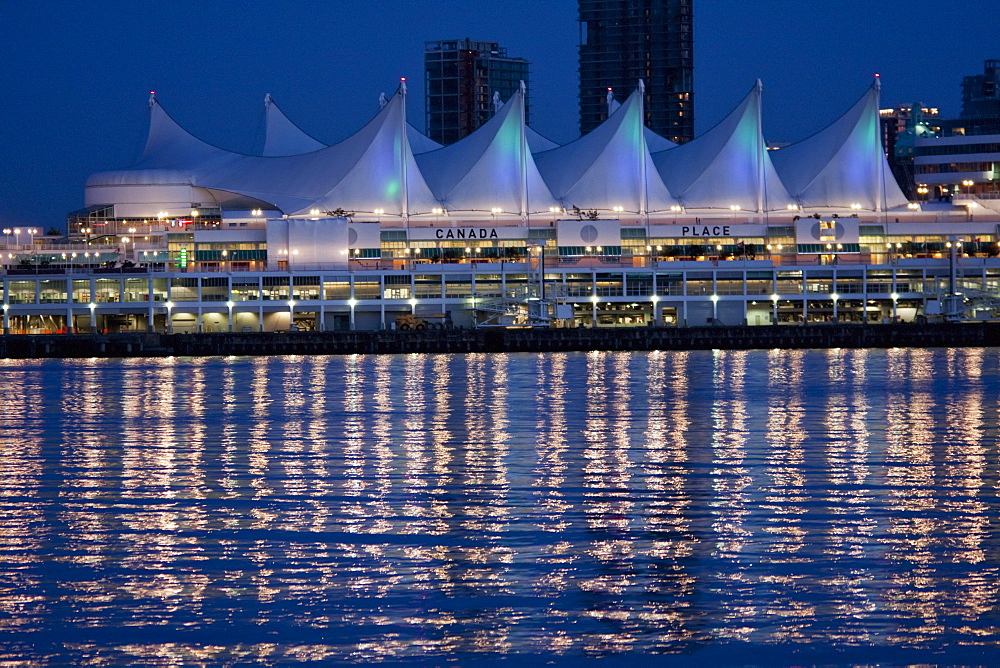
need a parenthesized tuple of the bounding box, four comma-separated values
(2, 349, 1000, 665)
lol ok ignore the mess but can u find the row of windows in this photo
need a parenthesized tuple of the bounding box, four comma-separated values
(916, 142, 1000, 157)
(2, 268, 991, 303)
(915, 161, 998, 175)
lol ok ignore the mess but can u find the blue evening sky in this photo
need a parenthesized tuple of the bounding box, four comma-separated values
(0, 0, 995, 228)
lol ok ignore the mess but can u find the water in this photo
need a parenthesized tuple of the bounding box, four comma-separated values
(2, 349, 999, 665)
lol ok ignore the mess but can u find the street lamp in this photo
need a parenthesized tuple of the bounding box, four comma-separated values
(287, 299, 296, 331)
(650, 294, 659, 326)
(771, 293, 779, 325)
(88, 302, 97, 332)
(348, 298, 357, 330)
(165, 301, 174, 333)
(710, 294, 719, 324)
(226, 300, 235, 332)
(831, 292, 840, 322)
(13, 228, 21, 247)
(590, 294, 598, 328)
(890, 292, 899, 323)
(1, 229, 9, 247)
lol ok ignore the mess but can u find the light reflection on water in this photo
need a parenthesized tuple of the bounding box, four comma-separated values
(1, 350, 1000, 664)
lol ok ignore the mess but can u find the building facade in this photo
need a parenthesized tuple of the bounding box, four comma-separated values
(903, 61, 1000, 206)
(880, 103, 941, 199)
(5, 213, 1000, 335)
(915, 132, 1000, 205)
(424, 39, 530, 145)
(962, 59, 1000, 122)
(10, 73, 990, 338)
(578, 0, 693, 141)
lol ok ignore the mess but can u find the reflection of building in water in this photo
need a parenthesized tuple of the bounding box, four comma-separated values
(5, 351, 1000, 655)
(761, 349, 809, 558)
(532, 352, 571, 533)
(821, 350, 876, 561)
(704, 350, 753, 633)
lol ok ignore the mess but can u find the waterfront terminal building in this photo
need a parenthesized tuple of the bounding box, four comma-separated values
(4, 79, 1000, 334)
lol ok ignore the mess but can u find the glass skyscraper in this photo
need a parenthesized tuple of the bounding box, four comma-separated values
(578, 0, 693, 142)
(424, 39, 530, 146)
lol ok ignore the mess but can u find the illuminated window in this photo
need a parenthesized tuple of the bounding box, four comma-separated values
(819, 221, 837, 242)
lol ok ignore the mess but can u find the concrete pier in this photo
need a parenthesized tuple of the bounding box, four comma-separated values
(0, 323, 998, 359)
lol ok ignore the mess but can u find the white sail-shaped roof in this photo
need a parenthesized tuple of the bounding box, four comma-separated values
(407, 125, 442, 154)
(771, 79, 908, 211)
(201, 83, 440, 216)
(415, 84, 558, 215)
(644, 129, 678, 153)
(86, 94, 241, 189)
(262, 94, 326, 156)
(652, 81, 791, 211)
(534, 86, 678, 213)
(265, 93, 442, 157)
(137, 95, 239, 170)
(606, 89, 677, 152)
(526, 126, 559, 152)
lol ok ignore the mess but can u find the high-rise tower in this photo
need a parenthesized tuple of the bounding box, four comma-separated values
(424, 39, 530, 145)
(578, 0, 693, 142)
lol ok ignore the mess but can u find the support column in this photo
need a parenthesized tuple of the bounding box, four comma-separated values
(147, 277, 155, 333)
